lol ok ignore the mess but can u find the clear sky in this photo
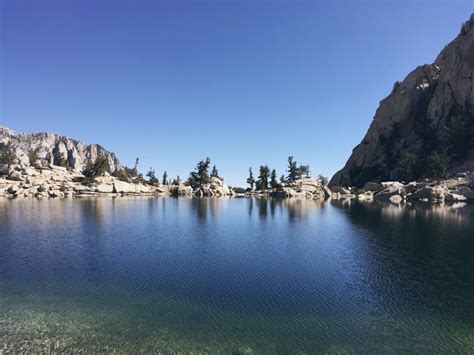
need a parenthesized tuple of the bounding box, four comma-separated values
(1, 0, 472, 186)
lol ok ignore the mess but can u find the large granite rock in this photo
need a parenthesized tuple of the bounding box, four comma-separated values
(374, 184, 406, 203)
(271, 178, 329, 200)
(194, 177, 232, 197)
(0, 165, 161, 198)
(453, 186, 474, 200)
(0, 126, 121, 173)
(411, 185, 447, 201)
(168, 183, 193, 196)
(330, 15, 474, 187)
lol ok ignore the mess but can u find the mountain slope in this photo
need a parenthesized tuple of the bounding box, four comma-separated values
(330, 14, 474, 187)
(0, 126, 121, 172)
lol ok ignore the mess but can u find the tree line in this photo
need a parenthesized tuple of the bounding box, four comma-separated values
(246, 156, 327, 191)
(2, 145, 330, 190)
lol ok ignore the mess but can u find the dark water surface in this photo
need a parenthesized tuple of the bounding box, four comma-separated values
(0, 197, 473, 353)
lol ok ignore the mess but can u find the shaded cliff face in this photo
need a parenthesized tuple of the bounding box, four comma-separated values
(330, 14, 474, 187)
(0, 126, 121, 172)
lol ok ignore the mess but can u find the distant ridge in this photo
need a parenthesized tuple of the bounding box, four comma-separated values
(0, 125, 121, 172)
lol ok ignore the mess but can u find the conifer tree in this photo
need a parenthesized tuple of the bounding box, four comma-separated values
(246, 167, 255, 190)
(257, 165, 270, 190)
(146, 168, 159, 185)
(210, 165, 220, 179)
(188, 157, 211, 187)
(270, 169, 278, 188)
(317, 174, 328, 186)
(300, 165, 311, 178)
(131, 158, 139, 177)
(287, 156, 299, 182)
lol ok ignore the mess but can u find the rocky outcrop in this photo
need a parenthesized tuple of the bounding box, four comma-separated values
(168, 183, 194, 196)
(0, 165, 158, 199)
(330, 14, 474, 187)
(272, 178, 331, 200)
(0, 126, 242, 200)
(0, 126, 121, 173)
(337, 172, 474, 204)
(374, 183, 406, 203)
(193, 177, 233, 197)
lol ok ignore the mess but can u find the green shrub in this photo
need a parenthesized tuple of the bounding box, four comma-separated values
(53, 150, 69, 168)
(82, 176, 97, 186)
(0, 142, 16, 166)
(448, 115, 472, 161)
(398, 152, 417, 182)
(82, 155, 110, 178)
(112, 168, 130, 182)
(425, 151, 447, 180)
(318, 174, 328, 186)
(28, 149, 39, 167)
(146, 168, 159, 185)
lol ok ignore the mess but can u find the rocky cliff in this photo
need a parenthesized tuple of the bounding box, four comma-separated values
(0, 126, 121, 172)
(330, 14, 474, 187)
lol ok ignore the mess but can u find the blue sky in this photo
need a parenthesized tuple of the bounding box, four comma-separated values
(1, 0, 472, 186)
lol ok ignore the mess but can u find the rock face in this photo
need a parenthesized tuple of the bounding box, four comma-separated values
(330, 14, 474, 187)
(0, 126, 121, 173)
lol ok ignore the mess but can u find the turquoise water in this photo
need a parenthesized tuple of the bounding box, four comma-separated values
(0, 197, 473, 353)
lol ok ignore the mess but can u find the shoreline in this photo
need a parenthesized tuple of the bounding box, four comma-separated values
(1, 164, 473, 204)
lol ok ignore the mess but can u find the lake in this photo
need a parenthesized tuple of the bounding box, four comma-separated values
(0, 197, 473, 353)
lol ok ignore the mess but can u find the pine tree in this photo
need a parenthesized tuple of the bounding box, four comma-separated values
(210, 165, 220, 179)
(300, 165, 311, 178)
(270, 169, 278, 188)
(257, 165, 270, 190)
(162, 171, 168, 185)
(131, 158, 139, 177)
(280, 174, 286, 183)
(246, 167, 255, 190)
(146, 168, 159, 185)
(188, 157, 211, 187)
(287, 156, 299, 182)
(317, 174, 328, 186)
